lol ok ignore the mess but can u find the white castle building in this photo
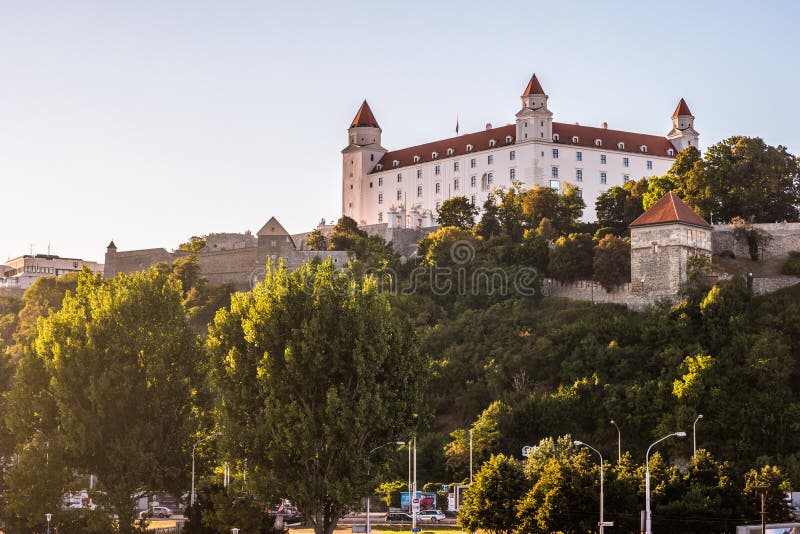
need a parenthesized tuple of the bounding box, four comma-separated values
(342, 73, 698, 227)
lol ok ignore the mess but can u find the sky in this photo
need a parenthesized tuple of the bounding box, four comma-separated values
(1, 1, 799, 263)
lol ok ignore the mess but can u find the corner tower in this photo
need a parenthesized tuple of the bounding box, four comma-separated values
(515, 73, 553, 143)
(342, 100, 387, 224)
(667, 98, 699, 153)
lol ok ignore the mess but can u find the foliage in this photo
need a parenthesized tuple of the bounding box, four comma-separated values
(306, 229, 328, 251)
(329, 215, 368, 251)
(443, 401, 512, 479)
(733, 221, 773, 260)
(781, 250, 800, 275)
(595, 178, 649, 233)
(179, 236, 207, 252)
(457, 453, 526, 534)
(184, 484, 281, 534)
(374, 480, 406, 508)
(548, 233, 594, 283)
(592, 234, 631, 290)
(521, 184, 584, 237)
(437, 196, 479, 229)
(207, 260, 426, 534)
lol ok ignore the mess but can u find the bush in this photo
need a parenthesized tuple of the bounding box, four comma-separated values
(781, 251, 800, 275)
(548, 233, 594, 283)
(593, 235, 631, 291)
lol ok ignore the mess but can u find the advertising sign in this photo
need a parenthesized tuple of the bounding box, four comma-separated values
(400, 492, 436, 512)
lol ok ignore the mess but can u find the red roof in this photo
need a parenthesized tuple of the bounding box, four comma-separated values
(630, 192, 710, 228)
(522, 74, 545, 96)
(350, 100, 380, 128)
(672, 98, 693, 118)
(371, 122, 676, 174)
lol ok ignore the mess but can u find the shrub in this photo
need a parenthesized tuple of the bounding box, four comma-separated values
(781, 251, 800, 275)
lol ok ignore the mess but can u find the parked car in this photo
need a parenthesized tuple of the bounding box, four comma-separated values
(385, 512, 413, 523)
(418, 509, 446, 522)
(139, 506, 172, 519)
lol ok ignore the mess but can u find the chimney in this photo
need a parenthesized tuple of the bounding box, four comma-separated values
(485, 123, 492, 130)
(601, 122, 608, 129)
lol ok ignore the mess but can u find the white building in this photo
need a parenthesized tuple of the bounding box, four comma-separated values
(0, 254, 103, 290)
(342, 73, 698, 226)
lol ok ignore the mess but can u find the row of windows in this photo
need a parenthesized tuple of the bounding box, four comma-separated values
(553, 166, 634, 184)
(553, 148, 652, 169)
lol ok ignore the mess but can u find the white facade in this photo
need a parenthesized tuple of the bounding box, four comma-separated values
(0, 254, 103, 290)
(343, 74, 698, 226)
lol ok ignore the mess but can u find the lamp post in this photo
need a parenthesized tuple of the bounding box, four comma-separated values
(645, 431, 686, 534)
(365, 441, 405, 534)
(469, 422, 483, 484)
(610, 420, 621, 463)
(191, 432, 222, 507)
(692, 415, 703, 459)
(45, 513, 52, 534)
(231, 528, 240, 534)
(574, 441, 606, 534)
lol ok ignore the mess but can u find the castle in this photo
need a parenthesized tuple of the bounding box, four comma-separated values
(342, 73, 699, 227)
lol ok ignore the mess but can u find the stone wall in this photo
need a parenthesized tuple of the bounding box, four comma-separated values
(291, 223, 435, 259)
(631, 223, 712, 295)
(543, 279, 657, 310)
(712, 223, 800, 260)
(752, 277, 800, 295)
(104, 248, 179, 278)
(197, 247, 260, 289)
(203, 232, 257, 252)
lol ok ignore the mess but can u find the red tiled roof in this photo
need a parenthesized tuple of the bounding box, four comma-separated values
(522, 74, 545, 96)
(350, 100, 380, 128)
(630, 192, 710, 228)
(672, 98, 692, 118)
(371, 122, 676, 173)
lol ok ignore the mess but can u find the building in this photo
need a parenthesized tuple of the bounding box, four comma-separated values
(342, 73, 698, 226)
(0, 254, 103, 290)
(104, 217, 351, 290)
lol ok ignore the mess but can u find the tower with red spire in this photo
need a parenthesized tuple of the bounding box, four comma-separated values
(342, 101, 387, 224)
(667, 98, 699, 153)
(515, 73, 553, 144)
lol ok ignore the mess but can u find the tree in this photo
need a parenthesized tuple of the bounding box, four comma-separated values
(417, 227, 477, 268)
(443, 401, 511, 479)
(207, 260, 425, 534)
(329, 215, 368, 251)
(474, 194, 503, 239)
(743, 465, 793, 523)
(595, 178, 649, 232)
(178, 236, 207, 252)
(593, 234, 631, 291)
(437, 196, 479, 229)
(458, 453, 527, 534)
(548, 233, 594, 282)
(306, 229, 328, 251)
(521, 185, 585, 237)
(34, 269, 200, 534)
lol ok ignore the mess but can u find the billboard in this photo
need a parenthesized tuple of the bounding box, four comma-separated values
(400, 492, 436, 512)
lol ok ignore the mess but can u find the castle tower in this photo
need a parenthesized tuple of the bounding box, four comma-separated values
(342, 100, 387, 224)
(666, 98, 699, 153)
(630, 192, 711, 296)
(257, 217, 296, 266)
(515, 73, 553, 143)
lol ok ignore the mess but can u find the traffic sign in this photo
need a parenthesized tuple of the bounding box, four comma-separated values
(411, 498, 420, 514)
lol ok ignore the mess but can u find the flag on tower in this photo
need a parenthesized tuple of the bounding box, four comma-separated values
(455, 115, 459, 135)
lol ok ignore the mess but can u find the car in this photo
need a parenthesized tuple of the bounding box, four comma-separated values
(418, 509, 446, 522)
(139, 506, 172, 519)
(385, 512, 413, 523)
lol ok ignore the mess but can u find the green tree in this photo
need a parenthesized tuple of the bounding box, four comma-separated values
(443, 401, 512, 479)
(207, 260, 425, 534)
(743, 465, 793, 523)
(474, 194, 503, 239)
(593, 234, 631, 291)
(595, 178, 649, 232)
(306, 229, 328, 251)
(34, 269, 200, 534)
(178, 236, 207, 252)
(437, 196, 479, 229)
(329, 215, 368, 251)
(458, 453, 527, 534)
(548, 233, 594, 283)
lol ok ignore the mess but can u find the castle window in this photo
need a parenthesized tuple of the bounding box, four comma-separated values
(647, 160, 653, 170)
(552, 148, 559, 159)
(432, 151, 439, 159)
(376, 164, 383, 170)
(370, 154, 374, 161)
(624, 174, 630, 182)
(572, 135, 579, 144)
(640, 145, 648, 153)
(551, 166, 559, 178)
(576, 169, 583, 182)
(435, 165, 441, 176)
(417, 169, 422, 179)
(471, 175, 477, 188)
(378, 212, 383, 223)
(595, 139, 602, 147)
(505, 135, 513, 143)
(600, 172, 607, 184)
(471, 195, 476, 205)
(454, 161, 460, 171)
(600, 154, 607, 164)
(350, 184, 353, 189)
(667, 148, 675, 156)
(509, 168, 516, 180)
(436, 201, 441, 210)
(435, 182, 441, 194)
(392, 160, 399, 167)
(487, 172, 493, 185)
(576, 188, 583, 198)
(553, 133, 560, 141)
(447, 148, 455, 156)
(488, 154, 494, 164)
(413, 155, 421, 163)
(617, 142, 625, 150)
(466, 144, 474, 152)
(417, 185, 423, 197)
(271, 240, 277, 247)
(397, 190, 402, 201)
(651, 242, 659, 254)
(540, 121, 544, 127)
(576, 151, 582, 161)
(369, 182, 373, 188)
(510, 150, 516, 160)
(378, 193, 383, 204)
(454, 178, 460, 190)
(549, 179, 559, 191)
(489, 139, 496, 147)
(524, 121, 527, 127)
(470, 158, 477, 168)
(623, 157, 629, 167)
(397, 173, 402, 182)
(378, 176, 383, 186)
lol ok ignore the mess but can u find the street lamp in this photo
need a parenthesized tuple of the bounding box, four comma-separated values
(645, 431, 686, 534)
(366, 441, 405, 534)
(45, 513, 52, 534)
(469, 422, 483, 484)
(231, 528, 240, 534)
(693, 415, 703, 459)
(574, 441, 607, 534)
(191, 432, 222, 507)
(610, 420, 621, 463)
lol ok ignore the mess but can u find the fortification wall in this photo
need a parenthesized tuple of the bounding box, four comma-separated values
(712, 223, 800, 259)
(752, 277, 800, 295)
(204, 232, 257, 251)
(104, 248, 176, 278)
(197, 248, 260, 289)
(542, 279, 656, 310)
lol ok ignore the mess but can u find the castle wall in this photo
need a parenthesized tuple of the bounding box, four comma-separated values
(631, 223, 712, 295)
(203, 232, 257, 251)
(712, 223, 800, 259)
(197, 247, 260, 289)
(104, 248, 177, 278)
(542, 279, 656, 310)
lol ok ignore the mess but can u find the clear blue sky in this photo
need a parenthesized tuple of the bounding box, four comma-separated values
(2, 1, 798, 263)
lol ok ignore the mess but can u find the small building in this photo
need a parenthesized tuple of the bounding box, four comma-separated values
(0, 254, 103, 290)
(630, 192, 712, 296)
